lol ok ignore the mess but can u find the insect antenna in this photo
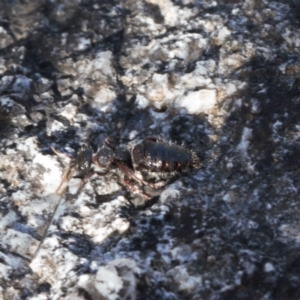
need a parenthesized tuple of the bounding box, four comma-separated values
(31, 194, 63, 261)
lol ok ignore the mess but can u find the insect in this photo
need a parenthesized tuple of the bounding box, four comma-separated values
(54, 137, 200, 196)
(33, 138, 200, 260)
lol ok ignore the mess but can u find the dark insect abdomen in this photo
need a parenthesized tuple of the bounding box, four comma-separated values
(133, 139, 199, 173)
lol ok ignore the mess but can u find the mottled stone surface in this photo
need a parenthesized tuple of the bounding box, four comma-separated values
(1, 0, 300, 299)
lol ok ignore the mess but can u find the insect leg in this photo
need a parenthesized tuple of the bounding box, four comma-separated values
(31, 193, 63, 261)
(55, 165, 75, 195)
(116, 161, 161, 189)
(123, 178, 151, 199)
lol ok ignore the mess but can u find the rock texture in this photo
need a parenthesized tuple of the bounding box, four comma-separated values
(1, 0, 300, 299)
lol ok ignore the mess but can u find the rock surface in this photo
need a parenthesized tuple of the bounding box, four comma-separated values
(1, 0, 300, 299)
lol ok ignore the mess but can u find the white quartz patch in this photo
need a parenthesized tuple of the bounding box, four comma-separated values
(79, 258, 141, 300)
(2, 229, 39, 259)
(31, 153, 62, 196)
(167, 265, 202, 292)
(135, 94, 149, 109)
(0, 262, 10, 280)
(160, 184, 180, 204)
(93, 86, 117, 104)
(59, 103, 78, 121)
(264, 262, 275, 273)
(145, 0, 179, 26)
(83, 213, 130, 244)
(93, 51, 115, 78)
(174, 89, 217, 114)
(95, 265, 123, 300)
(0, 96, 15, 108)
